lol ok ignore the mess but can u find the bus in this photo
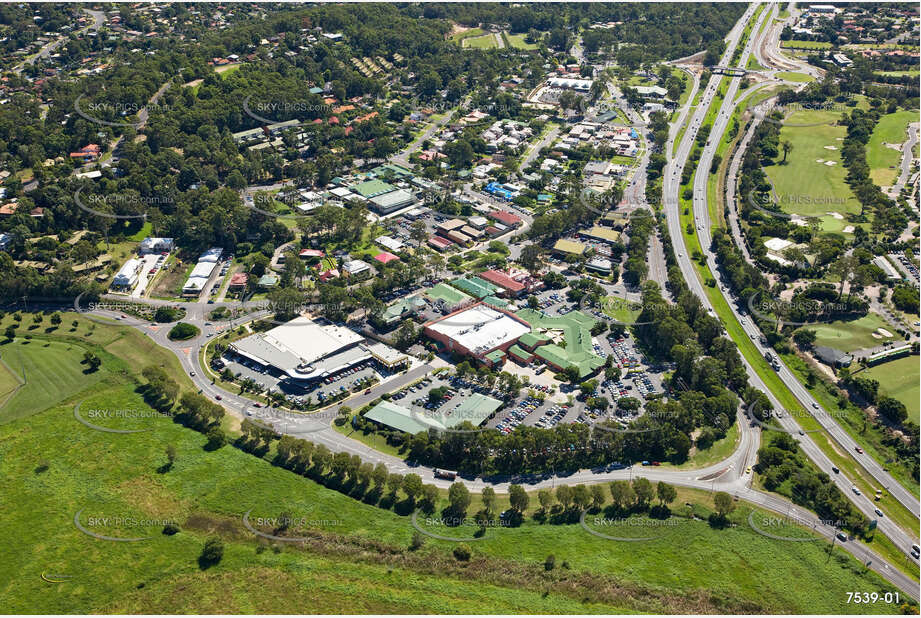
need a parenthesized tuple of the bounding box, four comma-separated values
(433, 468, 457, 480)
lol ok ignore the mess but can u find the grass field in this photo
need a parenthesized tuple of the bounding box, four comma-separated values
(781, 40, 833, 50)
(0, 371, 907, 614)
(866, 110, 916, 187)
(503, 32, 538, 50)
(861, 355, 920, 424)
(777, 71, 814, 83)
(803, 312, 898, 354)
(462, 33, 499, 50)
(0, 337, 109, 424)
(602, 295, 642, 324)
(765, 107, 861, 231)
(448, 26, 484, 42)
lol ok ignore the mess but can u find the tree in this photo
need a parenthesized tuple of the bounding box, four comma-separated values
(633, 477, 654, 508)
(509, 484, 529, 513)
(164, 444, 177, 470)
(448, 482, 471, 516)
(402, 473, 423, 502)
(656, 481, 677, 506)
(538, 489, 554, 512)
(590, 484, 607, 510)
(50, 312, 62, 326)
(781, 140, 793, 163)
(372, 462, 389, 488)
(481, 486, 496, 513)
(556, 485, 573, 509)
(83, 350, 102, 371)
(4, 325, 15, 340)
(199, 536, 224, 568)
(877, 396, 907, 425)
(609, 480, 635, 511)
(713, 491, 735, 517)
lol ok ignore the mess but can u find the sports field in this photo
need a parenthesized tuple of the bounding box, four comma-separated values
(862, 355, 920, 424)
(804, 312, 897, 354)
(766, 107, 861, 233)
(462, 33, 499, 49)
(866, 110, 916, 187)
(503, 32, 538, 50)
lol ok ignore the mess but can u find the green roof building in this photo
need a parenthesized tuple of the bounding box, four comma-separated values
(451, 276, 499, 299)
(350, 179, 397, 199)
(365, 394, 500, 434)
(425, 282, 473, 306)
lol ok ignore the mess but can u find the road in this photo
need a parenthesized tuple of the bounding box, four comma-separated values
(74, 5, 919, 595)
(391, 109, 457, 167)
(663, 0, 919, 570)
(13, 9, 104, 75)
(518, 124, 560, 171)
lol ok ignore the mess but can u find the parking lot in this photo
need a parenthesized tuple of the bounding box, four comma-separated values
(218, 353, 389, 407)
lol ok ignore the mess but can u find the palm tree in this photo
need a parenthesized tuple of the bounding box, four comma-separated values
(781, 140, 793, 163)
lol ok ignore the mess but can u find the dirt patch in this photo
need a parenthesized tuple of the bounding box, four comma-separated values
(115, 474, 189, 520)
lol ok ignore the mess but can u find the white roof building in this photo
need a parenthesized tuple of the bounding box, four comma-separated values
(376, 235, 404, 252)
(342, 259, 371, 276)
(426, 305, 530, 356)
(113, 258, 142, 288)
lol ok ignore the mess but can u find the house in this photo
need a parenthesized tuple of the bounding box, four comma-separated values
(428, 236, 453, 251)
(0, 232, 12, 251)
(375, 235, 404, 252)
(814, 345, 853, 368)
(490, 210, 521, 228)
(112, 258, 142, 290)
(257, 273, 279, 288)
(298, 248, 325, 261)
(373, 251, 400, 265)
(139, 237, 174, 254)
(478, 269, 526, 298)
(228, 272, 248, 290)
(69, 144, 101, 162)
(342, 259, 372, 279)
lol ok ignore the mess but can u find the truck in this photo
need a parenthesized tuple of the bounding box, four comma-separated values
(433, 468, 457, 480)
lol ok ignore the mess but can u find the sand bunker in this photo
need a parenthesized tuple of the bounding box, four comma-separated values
(824, 161, 837, 166)
(871, 332, 882, 339)
(842, 225, 855, 233)
(824, 145, 837, 150)
(877, 327, 894, 338)
(827, 211, 844, 220)
(816, 159, 825, 163)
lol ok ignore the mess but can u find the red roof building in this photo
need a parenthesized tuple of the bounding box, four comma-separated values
(490, 210, 521, 227)
(299, 248, 325, 259)
(373, 251, 400, 265)
(479, 269, 526, 297)
(428, 236, 453, 251)
(228, 273, 248, 288)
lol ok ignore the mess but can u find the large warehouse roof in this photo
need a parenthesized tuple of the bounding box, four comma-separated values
(427, 305, 529, 355)
(230, 316, 365, 377)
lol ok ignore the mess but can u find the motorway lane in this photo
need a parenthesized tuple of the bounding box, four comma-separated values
(664, 1, 919, 565)
(702, 7, 920, 522)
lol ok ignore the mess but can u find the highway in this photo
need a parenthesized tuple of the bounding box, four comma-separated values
(663, 0, 919, 573)
(77, 3, 919, 596)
